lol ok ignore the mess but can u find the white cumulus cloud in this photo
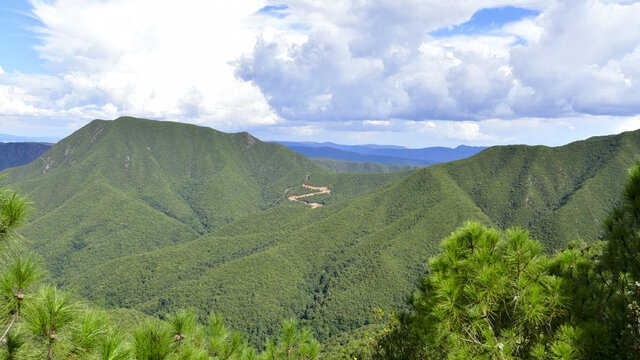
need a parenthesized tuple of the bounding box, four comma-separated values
(1, 0, 640, 147)
(510, 0, 640, 117)
(1, 0, 281, 137)
(238, 0, 640, 125)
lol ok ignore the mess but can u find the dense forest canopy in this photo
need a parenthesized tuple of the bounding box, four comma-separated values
(4, 158, 640, 359)
(2, 118, 640, 358)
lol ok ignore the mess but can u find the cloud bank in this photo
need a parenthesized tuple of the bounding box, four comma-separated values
(0, 0, 639, 146)
(238, 0, 640, 123)
(0, 0, 279, 135)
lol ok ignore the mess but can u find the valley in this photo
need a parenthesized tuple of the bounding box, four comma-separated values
(2, 116, 640, 350)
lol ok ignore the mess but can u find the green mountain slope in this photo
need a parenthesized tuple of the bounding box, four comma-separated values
(64, 129, 640, 344)
(437, 133, 631, 248)
(75, 166, 488, 342)
(3, 117, 405, 282)
(5, 117, 640, 347)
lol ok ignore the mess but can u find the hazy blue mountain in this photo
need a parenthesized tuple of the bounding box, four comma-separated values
(277, 141, 407, 151)
(0, 142, 52, 171)
(287, 146, 436, 166)
(277, 141, 486, 165)
(366, 145, 487, 162)
(0, 133, 60, 143)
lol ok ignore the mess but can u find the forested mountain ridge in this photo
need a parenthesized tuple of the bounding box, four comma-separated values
(3, 117, 640, 348)
(433, 131, 634, 248)
(2, 117, 406, 282)
(286, 146, 436, 166)
(277, 141, 486, 165)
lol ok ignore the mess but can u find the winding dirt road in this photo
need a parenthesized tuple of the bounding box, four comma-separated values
(288, 184, 331, 208)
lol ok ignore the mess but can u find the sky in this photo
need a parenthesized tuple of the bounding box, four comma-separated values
(0, 0, 639, 148)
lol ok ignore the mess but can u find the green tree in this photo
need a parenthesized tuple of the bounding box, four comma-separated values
(69, 308, 109, 357)
(0, 328, 24, 360)
(0, 178, 38, 358)
(602, 163, 640, 355)
(261, 318, 319, 360)
(208, 311, 244, 359)
(167, 308, 211, 359)
(100, 330, 131, 360)
(23, 285, 75, 360)
(547, 241, 614, 358)
(0, 177, 29, 245)
(0, 253, 44, 343)
(134, 320, 175, 360)
(372, 222, 611, 359)
(168, 309, 198, 348)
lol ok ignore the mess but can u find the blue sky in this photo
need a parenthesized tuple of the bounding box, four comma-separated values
(1, 0, 639, 147)
(0, 1, 45, 74)
(430, 6, 540, 37)
(257, 4, 289, 18)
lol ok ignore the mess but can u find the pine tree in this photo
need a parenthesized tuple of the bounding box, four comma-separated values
(261, 318, 319, 360)
(0, 178, 40, 358)
(23, 285, 75, 360)
(372, 222, 612, 359)
(602, 162, 640, 355)
(100, 330, 131, 360)
(134, 320, 175, 360)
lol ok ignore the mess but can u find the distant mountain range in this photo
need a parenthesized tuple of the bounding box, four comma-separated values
(0, 133, 59, 143)
(0, 142, 53, 171)
(0, 134, 486, 173)
(276, 141, 486, 166)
